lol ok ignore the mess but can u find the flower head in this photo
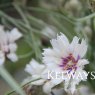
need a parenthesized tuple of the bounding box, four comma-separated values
(42, 33, 89, 94)
(24, 59, 63, 94)
(24, 59, 47, 87)
(0, 25, 22, 65)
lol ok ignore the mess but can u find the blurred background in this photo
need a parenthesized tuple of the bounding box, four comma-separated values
(0, 0, 95, 95)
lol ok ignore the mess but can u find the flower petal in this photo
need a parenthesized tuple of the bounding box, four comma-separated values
(0, 51, 5, 65)
(73, 39, 87, 59)
(50, 33, 69, 51)
(7, 53, 18, 62)
(42, 48, 62, 64)
(43, 78, 63, 94)
(77, 59, 89, 68)
(9, 28, 22, 42)
(69, 36, 79, 53)
(8, 43, 17, 52)
(25, 59, 45, 75)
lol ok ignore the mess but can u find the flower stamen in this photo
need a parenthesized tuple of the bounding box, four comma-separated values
(59, 54, 80, 71)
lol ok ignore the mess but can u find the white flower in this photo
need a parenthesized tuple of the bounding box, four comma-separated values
(41, 26, 57, 39)
(24, 59, 63, 94)
(42, 33, 89, 94)
(24, 59, 46, 85)
(64, 0, 82, 17)
(0, 25, 22, 65)
(77, 85, 95, 95)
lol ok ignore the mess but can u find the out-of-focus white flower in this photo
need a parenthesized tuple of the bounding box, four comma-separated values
(74, 85, 95, 95)
(42, 33, 89, 94)
(0, 25, 22, 65)
(40, 0, 63, 10)
(83, 25, 92, 38)
(64, 0, 82, 17)
(41, 26, 57, 39)
(24, 59, 63, 94)
(68, 0, 81, 9)
(24, 59, 46, 85)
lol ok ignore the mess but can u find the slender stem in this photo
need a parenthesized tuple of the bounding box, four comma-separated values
(6, 78, 41, 95)
(18, 51, 33, 59)
(0, 66, 25, 95)
(77, 13, 95, 22)
(26, 7, 75, 25)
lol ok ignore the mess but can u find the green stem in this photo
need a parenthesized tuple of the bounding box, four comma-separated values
(77, 13, 95, 22)
(18, 51, 33, 59)
(6, 78, 41, 95)
(0, 66, 25, 95)
(26, 7, 75, 25)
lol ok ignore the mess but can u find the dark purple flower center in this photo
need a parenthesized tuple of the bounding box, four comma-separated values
(59, 54, 80, 72)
